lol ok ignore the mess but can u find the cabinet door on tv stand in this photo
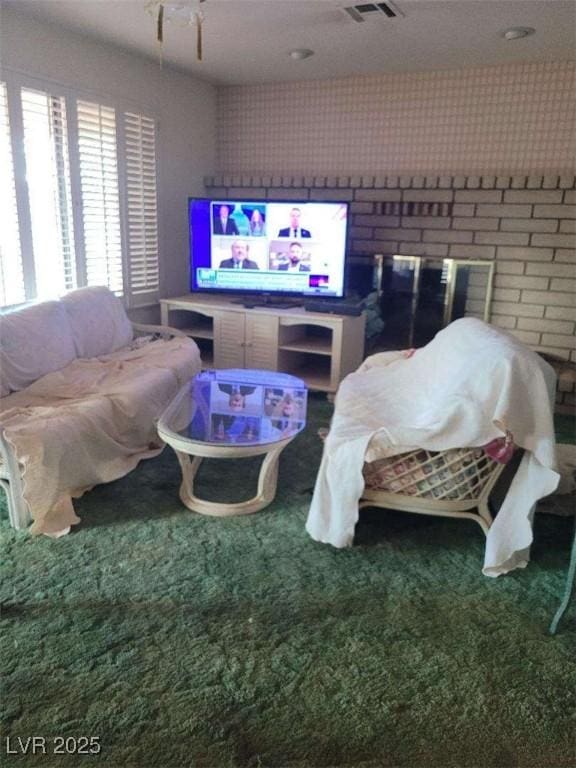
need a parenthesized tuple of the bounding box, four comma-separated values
(244, 314, 279, 370)
(214, 311, 246, 368)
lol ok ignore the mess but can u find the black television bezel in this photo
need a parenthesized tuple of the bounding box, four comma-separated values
(188, 197, 351, 301)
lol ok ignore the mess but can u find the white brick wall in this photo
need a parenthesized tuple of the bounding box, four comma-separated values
(217, 61, 575, 175)
(205, 173, 576, 412)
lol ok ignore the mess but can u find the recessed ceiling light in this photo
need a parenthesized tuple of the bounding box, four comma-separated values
(289, 49, 315, 61)
(502, 27, 536, 40)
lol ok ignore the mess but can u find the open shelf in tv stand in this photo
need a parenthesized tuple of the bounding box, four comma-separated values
(159, 294, 366, 393)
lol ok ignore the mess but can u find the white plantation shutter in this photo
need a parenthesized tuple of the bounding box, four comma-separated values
(0, 82, 25, 305)
(77, 100, 123, 294)
(21, 87, 76, 299)
(125, 112, 160, 301)
(0, 73, 161, 309)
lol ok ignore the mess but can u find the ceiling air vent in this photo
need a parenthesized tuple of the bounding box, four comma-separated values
(343, 2, 403, 22)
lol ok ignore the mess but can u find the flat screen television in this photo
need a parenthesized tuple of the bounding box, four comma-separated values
(188, 198, 350, 304)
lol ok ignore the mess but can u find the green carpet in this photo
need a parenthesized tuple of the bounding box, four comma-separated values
(1, 397, 575, 768)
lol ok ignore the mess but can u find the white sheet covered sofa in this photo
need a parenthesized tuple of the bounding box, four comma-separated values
(0, 286, 201, 535)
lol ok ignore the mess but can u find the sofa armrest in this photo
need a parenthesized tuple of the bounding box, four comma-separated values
(131, 322, 189, 341)
(0, 427, 30, 529)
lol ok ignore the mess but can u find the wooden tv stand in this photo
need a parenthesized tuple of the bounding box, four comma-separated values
(159, 294, 366, 393)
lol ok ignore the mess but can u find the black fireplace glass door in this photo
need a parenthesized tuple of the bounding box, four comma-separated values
(373, 256, 494, 352)
(379, 256, 420, 348)
(412, 260, 447, 347)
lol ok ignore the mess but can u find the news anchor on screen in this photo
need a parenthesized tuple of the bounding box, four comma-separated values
(278, 207, 312, 239)
(213, 204, 239, 235)
(219, 240, 259, 270)
(277, 242, 311, 272)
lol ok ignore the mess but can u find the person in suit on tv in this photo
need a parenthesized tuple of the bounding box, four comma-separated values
(213, 204, 239, 235)
(277, 207, 312, 239)
(219, 240, 259, 270)
(277, 242, 311, 272)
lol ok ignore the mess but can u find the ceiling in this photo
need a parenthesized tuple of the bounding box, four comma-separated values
(5, 0, 576, 86)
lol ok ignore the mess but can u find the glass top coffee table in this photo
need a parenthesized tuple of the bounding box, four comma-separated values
(158, 369, 307, 517)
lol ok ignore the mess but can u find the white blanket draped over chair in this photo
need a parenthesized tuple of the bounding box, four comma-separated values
(306, 318, 560, 577)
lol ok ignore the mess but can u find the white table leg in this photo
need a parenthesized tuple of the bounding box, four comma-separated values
(174, 443, 287, 517)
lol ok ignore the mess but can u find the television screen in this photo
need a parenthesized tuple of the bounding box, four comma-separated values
(189, 199, 349, 300)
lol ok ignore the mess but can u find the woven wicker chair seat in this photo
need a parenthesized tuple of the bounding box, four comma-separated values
(363, 447, 499, 502)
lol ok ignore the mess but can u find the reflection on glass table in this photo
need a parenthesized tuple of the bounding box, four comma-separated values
(158, 369, 307, 517)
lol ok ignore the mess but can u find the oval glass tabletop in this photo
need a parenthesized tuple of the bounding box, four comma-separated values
(159, 369, 308, 447)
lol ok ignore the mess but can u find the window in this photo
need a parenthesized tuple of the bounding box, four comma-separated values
(0, 76, 160, 309)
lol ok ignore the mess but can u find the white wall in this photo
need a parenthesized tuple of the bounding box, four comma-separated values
(0, 6, 217, 309)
